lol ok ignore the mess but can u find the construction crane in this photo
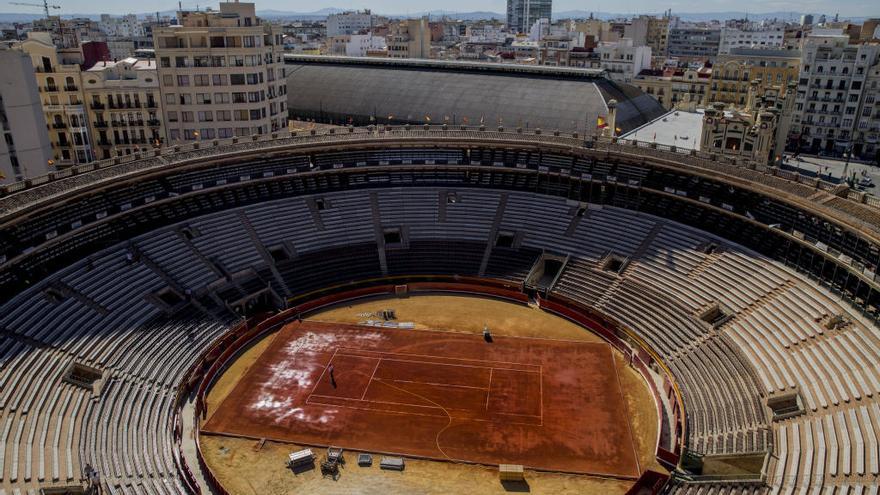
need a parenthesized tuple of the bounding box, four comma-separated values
(9, 0, 61, 19)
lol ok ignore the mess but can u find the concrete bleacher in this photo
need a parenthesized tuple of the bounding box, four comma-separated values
(0, 187, 877, 493)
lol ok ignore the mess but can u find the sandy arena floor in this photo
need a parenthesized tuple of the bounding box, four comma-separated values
(200, 294, 665, 494)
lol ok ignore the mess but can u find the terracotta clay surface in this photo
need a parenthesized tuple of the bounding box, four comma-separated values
(203, 321, 640, 478)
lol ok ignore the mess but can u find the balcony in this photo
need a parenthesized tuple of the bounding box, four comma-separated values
(52, 122, 67, 129)
(94, 121, 108, 128)
(90, 102, 105, 110)
(97, 139, 112, 146)
(64, 85, 78, 91)
(145, 101, 157, 109)
(147, 119, 161, 127)
(107, 102, 141, 110)
(44, 85, 58, 92)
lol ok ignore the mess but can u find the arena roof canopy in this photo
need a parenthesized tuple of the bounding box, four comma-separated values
(283, 55, 667, 134)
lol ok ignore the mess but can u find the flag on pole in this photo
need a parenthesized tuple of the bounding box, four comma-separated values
(597, 116, 608, 129)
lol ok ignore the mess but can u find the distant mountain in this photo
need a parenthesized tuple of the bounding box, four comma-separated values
(256, 7, 346, 20)
(255, 9, 504, 21)
(398, 11, 504, 20)
(0, 9, 871, 25)
(551, 10, 870, 23)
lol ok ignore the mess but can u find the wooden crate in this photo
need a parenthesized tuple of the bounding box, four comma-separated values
(499, 464, 524, 481)
(288, 448, 314, 467)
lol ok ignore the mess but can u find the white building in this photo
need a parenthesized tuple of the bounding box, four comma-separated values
(99, 14, 145, 38)
(466, 24, 508, 44)
(719, 26, 785, 54)
(858, 60, 880, 161)
(0, 47, 52, 183)
(344, 34, 387, 57)
(528, 18, 550, 41)
(791, 33, 880, 157)
(597, 38, 652, 83)
(326, 10, 379, 37)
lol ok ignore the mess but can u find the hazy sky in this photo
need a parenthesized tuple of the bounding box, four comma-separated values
(3, 0, 878, 17)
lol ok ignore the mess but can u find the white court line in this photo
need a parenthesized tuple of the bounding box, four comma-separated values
(334, 347, 541, 370)
(539, 365, 544, 425)
(304, 398, 544, 426)
(307, 391, 543, 418)
(306, 347, 339, 398)
(338, 354, 540, 374)
(304, 347, 543, 421)
(485, 368, 493, 411)
(362, 358, 382, 400)
(376, 378, 489, 391)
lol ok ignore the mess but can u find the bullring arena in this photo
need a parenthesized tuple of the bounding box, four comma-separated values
(1, 127, 880, 495)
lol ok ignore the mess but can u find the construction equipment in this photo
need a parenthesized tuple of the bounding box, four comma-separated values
(9, 0, 60, 19)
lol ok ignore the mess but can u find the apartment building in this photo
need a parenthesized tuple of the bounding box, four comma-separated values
(506, 0, 552, 35)
(19, 32, 95, 167)
(154, 1, 287, 143)
(596, 39, 651, 83)
(634, 66, 711, 110)
(83, 57, 164, 159)
(626, 15, 669, 57)
(0, 47, 52, 183)
(718, 26, 785, 54)
(326, 10, 380, 37)
(99, 14, 145, 38)
(708, 48, 800, 107)
(387, 19, 431, 59)
(855, 57, 880, 159)
(791, 34, 880, 156)
(668, 26, 721, 62)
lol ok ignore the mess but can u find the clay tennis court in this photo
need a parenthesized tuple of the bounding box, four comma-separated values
(202, 321, 641, 478)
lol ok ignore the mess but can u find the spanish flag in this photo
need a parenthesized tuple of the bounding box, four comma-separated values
(597, 116, 608, 129)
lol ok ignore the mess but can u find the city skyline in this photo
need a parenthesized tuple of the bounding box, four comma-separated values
(1, 0, 878, 18)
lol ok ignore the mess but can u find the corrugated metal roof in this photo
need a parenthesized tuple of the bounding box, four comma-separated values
(284, 57, 666, 134)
